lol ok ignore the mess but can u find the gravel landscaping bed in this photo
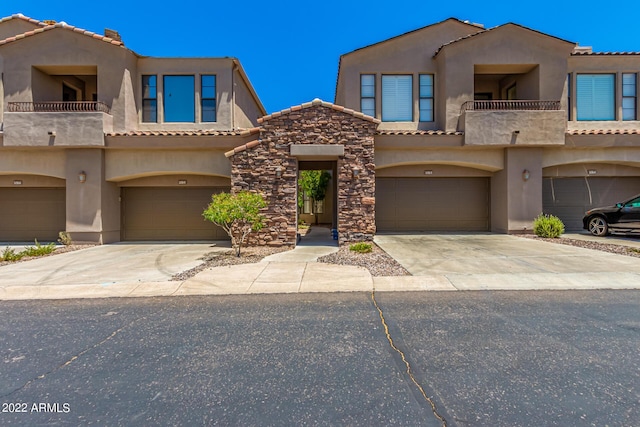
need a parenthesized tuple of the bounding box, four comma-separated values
(517, 235, 640, 258)
(318, 244, 411, 277)
(0, 245, 96, 267)
(171, 246, 291, 281)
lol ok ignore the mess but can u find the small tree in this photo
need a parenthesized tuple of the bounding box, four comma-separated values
(298, 170, 331, 225)
(203, 191, 267, 257)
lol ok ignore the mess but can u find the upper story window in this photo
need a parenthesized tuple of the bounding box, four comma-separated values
(623, 73, 637, 121)
(576, 74, 615, 121)
(567, 74, 571, 120)
(419, 74, 434, 122)
(164, 75, 195, 122)
(360, 74, 375, 117)
(201, 75, 217, 122)
(382, 75, 412, 122)
(142, 75, 157, 123)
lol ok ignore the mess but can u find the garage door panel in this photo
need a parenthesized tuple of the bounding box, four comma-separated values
(543, 177, 640, 231)
(122, 187, 228, 241)
(376, 178, 489, 232)
(0, 188, 66, 242)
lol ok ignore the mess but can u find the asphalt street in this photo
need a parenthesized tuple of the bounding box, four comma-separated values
(1, 291, 639, 426)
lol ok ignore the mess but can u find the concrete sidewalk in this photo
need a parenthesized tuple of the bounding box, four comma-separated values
(2, 230, 640, 301)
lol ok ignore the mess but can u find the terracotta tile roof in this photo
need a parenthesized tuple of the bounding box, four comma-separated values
(572, 51, 640, 56)
(567, 129, 640, 135)
(0, 16, 125, 48)
(224, 139, 262, 158)
(0, 13, 48, 27)
(107, 128, 261, 137)
(257, 98, 381, 124)
(376, 129, 463, 136)
(434, 22, 575, 57)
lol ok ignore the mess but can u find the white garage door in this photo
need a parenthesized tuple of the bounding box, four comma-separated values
(543, 177, 640, 231)
(376, 178, 490, 232)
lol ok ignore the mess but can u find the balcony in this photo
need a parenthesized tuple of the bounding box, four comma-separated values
(459, 100, 566, 146)
(7, 101, 111, 113)
(3, 102, 113, 147)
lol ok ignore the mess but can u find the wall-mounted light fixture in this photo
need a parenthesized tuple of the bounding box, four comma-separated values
(275, 166, 282, 178)
(48, 131, 56, 137)
(522, 169, 530, 181)
(352, 167, 360, 178)
(513, 130, 520, 135)
(78, 171, 87, 183)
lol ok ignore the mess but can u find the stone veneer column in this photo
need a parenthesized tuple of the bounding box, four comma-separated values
(229, 102, 378, 246)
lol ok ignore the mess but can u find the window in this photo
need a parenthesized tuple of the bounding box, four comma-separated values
(142, 75, 157, 123)
(360, 74, 375, 117)
(576, 74, 615, 121)
(382, 75, 412, 121)
(419, 74, 434, 122)
(163, 75, 195, 122)
(201, 75, 216, 122)
(623, 73, 637, 121)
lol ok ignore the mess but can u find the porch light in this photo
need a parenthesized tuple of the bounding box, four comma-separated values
(48, 131, 56, 137)
(522, 169, 530, 181)
(352, 167, 360, 178)
(78, 171, 87, 183)
(275, 166, 282, 178)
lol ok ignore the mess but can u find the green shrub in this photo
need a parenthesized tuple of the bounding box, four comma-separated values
(22, 239, 56, 257)
(1, 247, 24, 262)
(58, 231, 73, 246)
(533, 214, 565, 238)
(349, 242, 373, 253)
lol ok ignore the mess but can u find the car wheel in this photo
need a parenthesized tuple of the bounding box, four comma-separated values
(588, 216, 609, 237)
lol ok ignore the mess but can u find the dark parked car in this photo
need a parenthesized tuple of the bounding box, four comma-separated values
(583, 194, 640, 236)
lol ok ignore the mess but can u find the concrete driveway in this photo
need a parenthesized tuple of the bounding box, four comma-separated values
(374, 233, 640, 290)
(0, 242, 228, 286)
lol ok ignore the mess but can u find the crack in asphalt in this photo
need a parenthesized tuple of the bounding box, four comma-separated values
(371, 289, 448, 427)
(0, 315, 147, 399)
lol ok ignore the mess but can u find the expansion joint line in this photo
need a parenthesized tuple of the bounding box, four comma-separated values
(371, 290, 447, 427)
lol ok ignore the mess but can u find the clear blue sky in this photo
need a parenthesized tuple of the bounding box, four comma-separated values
(2, 1, 639, 114)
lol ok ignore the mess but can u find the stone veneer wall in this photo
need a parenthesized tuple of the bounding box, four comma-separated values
(229, 103, 377, 246)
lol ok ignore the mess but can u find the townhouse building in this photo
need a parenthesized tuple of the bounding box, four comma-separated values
(1, 14, 639, 245)
(0, 14, 264, 243)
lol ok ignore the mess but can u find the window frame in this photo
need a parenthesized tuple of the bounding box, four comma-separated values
(141, 75, 157, 123)
(419, 74, 434, 122)
(201, 74, 217, 123)
(163, 75, 196, 123)
(576, 73, 616, 121)
(622, 73, 637, 121)
(360, 74, 376, 117)
(381, 74, 413, 122)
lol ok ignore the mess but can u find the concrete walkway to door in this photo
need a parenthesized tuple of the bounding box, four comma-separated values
(374, 233, 640, 291)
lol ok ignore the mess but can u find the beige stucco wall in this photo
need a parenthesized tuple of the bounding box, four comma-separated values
(568, 55, 640, 128)
(0, 174, 65, 187)
(437, 25, 575, 131)
(105, 149, 231, 181)
(543, 163, 640, 177)
(233, 65, 264, 128)
(3, 112, 111, 146)
(491, 147, 543, 233)
(0, 149, 66, 178)
(375, 147, 504, 171)
(136, 57, 235, 131)
(462, 110, 566, 145)
(336, 19, 483, 130)
(377, 164, 492, 177)
(0, 19, 41, 40)
(117, 175, 230, 187)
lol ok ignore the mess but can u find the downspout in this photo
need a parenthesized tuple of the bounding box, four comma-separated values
(231, 62, 237, 129)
